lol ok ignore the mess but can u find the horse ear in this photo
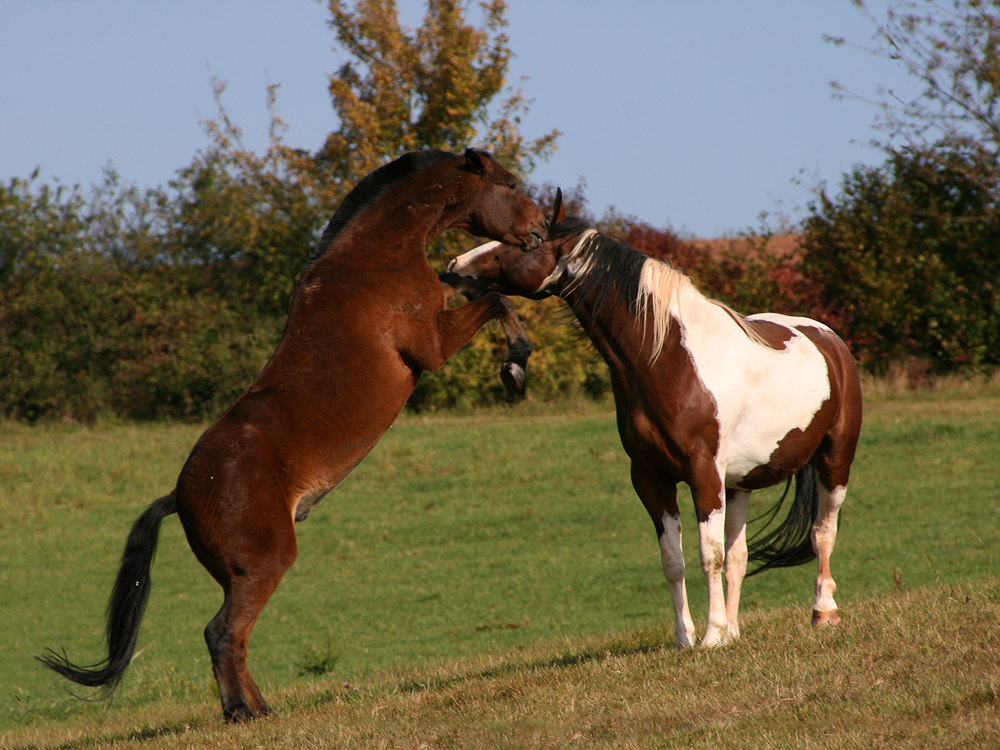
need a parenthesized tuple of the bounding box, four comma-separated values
(552, 187, 566, 224)
(464, 148, 488, 175)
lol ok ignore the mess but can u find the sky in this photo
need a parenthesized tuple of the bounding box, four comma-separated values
(1, 1, 913, 238)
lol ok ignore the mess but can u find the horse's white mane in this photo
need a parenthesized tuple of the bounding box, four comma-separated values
(635, 260, 691, 362)
(635, 257, 769, 363)
(550, 228, 770, 364)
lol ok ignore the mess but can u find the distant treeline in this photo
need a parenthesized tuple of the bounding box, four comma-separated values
(2, 143, 997, 423)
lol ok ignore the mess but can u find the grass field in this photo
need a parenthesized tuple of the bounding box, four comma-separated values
(1, 384, 998, 747)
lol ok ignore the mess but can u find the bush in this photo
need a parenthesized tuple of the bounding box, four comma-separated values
(0, 259, 280, 422)
(800, 147, 1000, 372)
(0, 174, 283, 422)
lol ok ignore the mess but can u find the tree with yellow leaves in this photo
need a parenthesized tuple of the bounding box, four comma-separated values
(165, 0, 559, 314)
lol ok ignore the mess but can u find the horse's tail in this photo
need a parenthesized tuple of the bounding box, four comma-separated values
(36, 493, 177, 696)
(745, 466, 819, 576)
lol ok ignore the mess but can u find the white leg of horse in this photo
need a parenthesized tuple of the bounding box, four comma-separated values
(724, 490, 750, 639)
(659, 512, 697, 649)
(812, 482, 847, 626)
(699, 505, 730, 647)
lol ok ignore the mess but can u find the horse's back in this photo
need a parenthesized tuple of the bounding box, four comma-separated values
(744, 312, 862, 415)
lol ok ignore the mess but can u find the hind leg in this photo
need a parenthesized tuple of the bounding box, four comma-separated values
(809, 339, 861, 626)
(179, 484, 298, 721)
(207, 519, 297, 722)
(206, 564, 293, 721)
(811, 481, 847, 626)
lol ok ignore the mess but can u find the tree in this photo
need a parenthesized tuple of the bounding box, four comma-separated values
(0, 0, 566, 421)
(829, 0, 1000, 192)
(162, 81, 338, 313)
(799, 0, 1000, 373)
(320, 0, 559, 184)
(801, 147, 1000, 372)
(164, 0, 560, 314)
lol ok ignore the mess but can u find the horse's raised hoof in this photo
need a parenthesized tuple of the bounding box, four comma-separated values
(812, 608, 841, 627)
(501, 362, 526, 394)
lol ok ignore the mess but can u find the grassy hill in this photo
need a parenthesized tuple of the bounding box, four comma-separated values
(5, 580, 999, 749)
(1, 385, 998, 747)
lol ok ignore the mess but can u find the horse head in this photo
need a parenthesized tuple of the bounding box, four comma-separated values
(448, 187, 584, 299)
(451, 149, 548, 251)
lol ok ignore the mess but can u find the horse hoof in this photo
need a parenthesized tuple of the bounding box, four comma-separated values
(224, 707, 257, 724)
(812, 608, 841, 627)
(501, 362, 526, 394)
(223, 701, 273, 723)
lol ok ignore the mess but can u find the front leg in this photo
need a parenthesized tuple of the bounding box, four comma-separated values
(691, 461, 731, 647)
(438, 275, 532, 394)
(439, 271, 489, 304)
(631, 461, 697, 649)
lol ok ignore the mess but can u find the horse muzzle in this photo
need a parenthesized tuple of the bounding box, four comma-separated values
(523, 228, 545, 251)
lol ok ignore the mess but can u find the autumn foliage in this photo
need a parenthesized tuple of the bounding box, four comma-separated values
(2, 0, 999, 422)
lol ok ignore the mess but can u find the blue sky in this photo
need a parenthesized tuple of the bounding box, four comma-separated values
(1, 1, 911, 237)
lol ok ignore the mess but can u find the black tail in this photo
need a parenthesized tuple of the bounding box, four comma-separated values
(36, 494, 177, 696)
(745, 466, 818, 577)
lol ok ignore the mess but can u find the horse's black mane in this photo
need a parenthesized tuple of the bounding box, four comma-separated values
(552, 216, 764, 355)
(311, 150, 457, 260)
(550, 217, 648, 313)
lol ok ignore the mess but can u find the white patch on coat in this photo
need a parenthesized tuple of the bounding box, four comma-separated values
(698, 506, 731, 646)
(676, 292, 832, 485)
(636, 259, 692, 362)
(746, 311, 833, 333)
(635, 257, 767, 364)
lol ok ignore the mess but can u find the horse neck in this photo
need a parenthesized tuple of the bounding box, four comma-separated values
(319, 176, 462, 264)
(555, 235, 702, 367)
(356, 197, 447, 255)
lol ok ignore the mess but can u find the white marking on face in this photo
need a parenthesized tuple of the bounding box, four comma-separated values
(676, 296, 832, 484)
(450, 241, 502, 274)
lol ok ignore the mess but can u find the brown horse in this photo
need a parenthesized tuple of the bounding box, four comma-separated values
(38, 149, 548, 722)
(447, 190, 862, 649)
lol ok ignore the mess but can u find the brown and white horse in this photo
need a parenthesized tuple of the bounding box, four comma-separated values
(447, 192, 862, 648)
(38, 149, 548, 721)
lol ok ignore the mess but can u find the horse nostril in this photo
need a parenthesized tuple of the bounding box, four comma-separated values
(526, 228, 545, 250)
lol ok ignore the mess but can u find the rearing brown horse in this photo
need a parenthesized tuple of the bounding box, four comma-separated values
(38, 149, 547, 722)
(448, 190, 863, 649)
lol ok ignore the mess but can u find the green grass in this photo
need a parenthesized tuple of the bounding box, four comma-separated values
(1, 391, 998, 745)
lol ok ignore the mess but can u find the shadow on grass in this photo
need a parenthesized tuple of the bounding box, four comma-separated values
(307, 626, 676, 708)
(20, 716, 214, 750)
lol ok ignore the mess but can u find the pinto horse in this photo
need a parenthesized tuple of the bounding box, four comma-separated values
(37, 149, 548, 721)
(447, 191, 862, 649)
